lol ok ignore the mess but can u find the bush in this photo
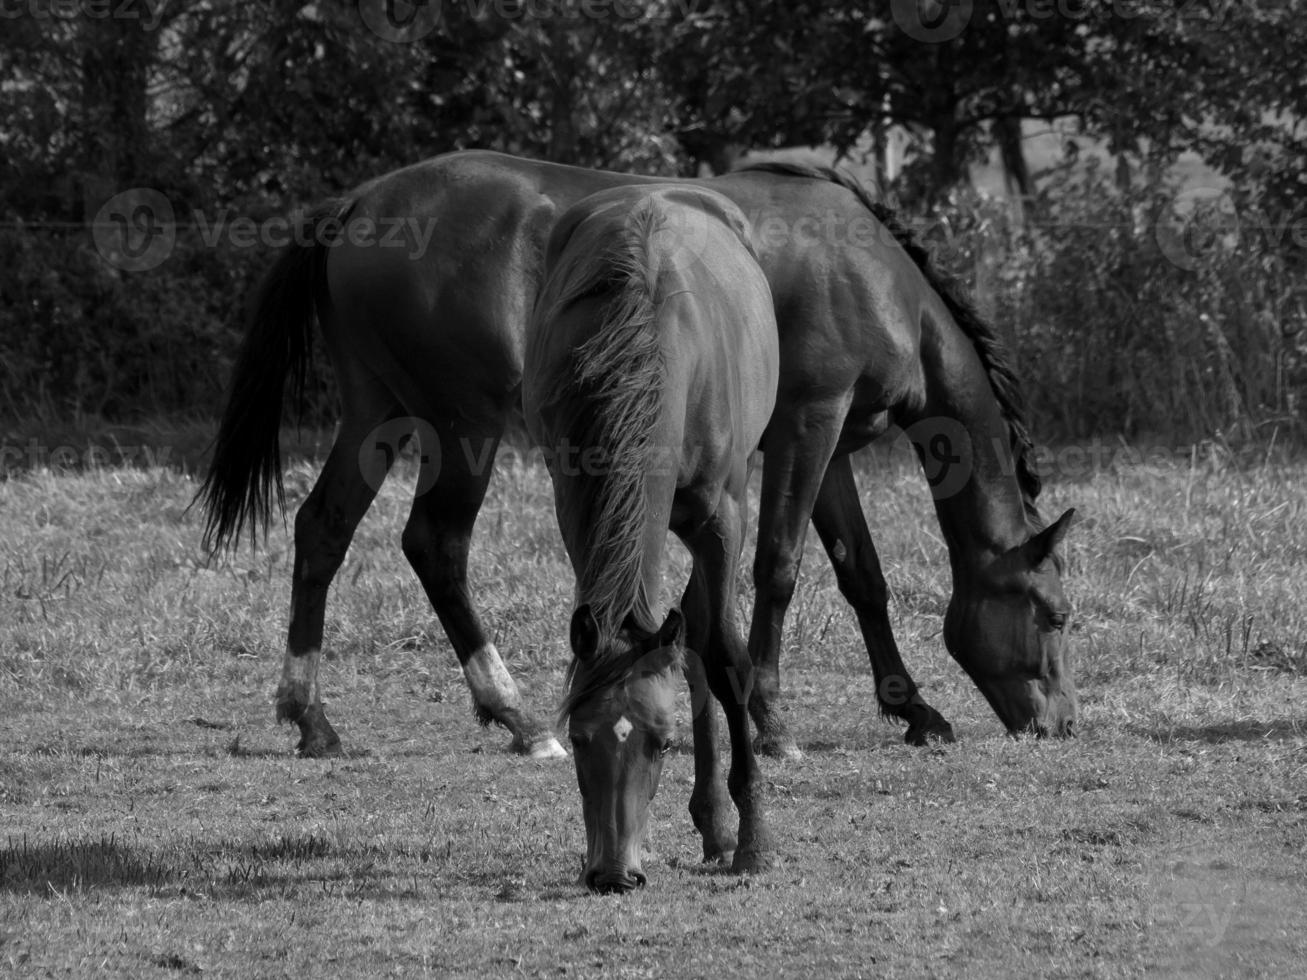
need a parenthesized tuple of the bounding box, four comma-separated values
(0, 225, 264, 422)
(921, 165, 1306, 445)
(2, 168, 1303, 447)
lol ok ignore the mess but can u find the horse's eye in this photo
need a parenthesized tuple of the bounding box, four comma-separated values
(658, 738, 674, 757)
(1048, 612, 1068, 632)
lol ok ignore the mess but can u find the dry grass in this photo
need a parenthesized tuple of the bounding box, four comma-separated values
(1, 441, 1305, 978)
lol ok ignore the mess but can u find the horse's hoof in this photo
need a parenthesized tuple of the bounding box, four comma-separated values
(730, 847, 777, 875)
(297, 734, 342, 758)
(753, 733, 803, 761)
(904, 717, 956, 747)
(522, 735, 568, 760)
(701, 832, 738, 865)
(703, 847, 735, 867)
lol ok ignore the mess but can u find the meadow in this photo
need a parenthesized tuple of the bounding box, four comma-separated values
(1, 437, 1305, 978)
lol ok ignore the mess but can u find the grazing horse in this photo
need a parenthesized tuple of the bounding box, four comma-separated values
(198, 149, 1076, 764)
(525, 184, 778, 889)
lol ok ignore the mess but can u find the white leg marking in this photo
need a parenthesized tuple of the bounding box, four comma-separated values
(279, 647, 321, 704)
(464, 644, 567, 759)
(463, 644, 524, 713)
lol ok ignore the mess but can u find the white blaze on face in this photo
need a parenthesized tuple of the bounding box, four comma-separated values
(613, 716, 634, 743)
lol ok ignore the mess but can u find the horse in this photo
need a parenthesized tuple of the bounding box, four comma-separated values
(198, 149, 1076, 768)
(524, 184, 778, 890)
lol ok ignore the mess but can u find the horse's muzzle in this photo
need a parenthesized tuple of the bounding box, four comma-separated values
(585, 868, 647, 894)
(1012, 711, 1076, 739)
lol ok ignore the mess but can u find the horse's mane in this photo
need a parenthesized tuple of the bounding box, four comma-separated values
(735, 160, 1044, 529)
(534, 201, 668, 638)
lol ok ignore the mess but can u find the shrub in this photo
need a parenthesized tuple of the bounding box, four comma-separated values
(919, 165, 1306, 445)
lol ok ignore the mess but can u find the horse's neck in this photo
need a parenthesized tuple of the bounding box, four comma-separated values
(912, 315, 1031, 579)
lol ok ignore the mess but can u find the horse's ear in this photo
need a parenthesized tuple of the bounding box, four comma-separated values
(1025, 508, 1076, 566)
(656, 608, 685, 649)
(570, 605, 601, 661)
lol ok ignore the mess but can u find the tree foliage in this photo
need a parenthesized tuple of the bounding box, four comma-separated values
(0, 0, 1301, 432)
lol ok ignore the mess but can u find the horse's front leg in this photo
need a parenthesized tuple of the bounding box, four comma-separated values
(747, 399, 849, 760)
(679, 565, 736, 864)
(810, 453, 955, 745)
(684, 487, 775, 874)
(400, 427, 565, 759)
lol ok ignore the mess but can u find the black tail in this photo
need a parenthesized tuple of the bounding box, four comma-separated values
(197, 198, 352, 553)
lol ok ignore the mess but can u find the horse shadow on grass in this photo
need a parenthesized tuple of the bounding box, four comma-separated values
(0, 831, 595, 902)
(1129, 718, 1306, 744)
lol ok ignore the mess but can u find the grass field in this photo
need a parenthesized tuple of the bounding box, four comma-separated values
(2, 438, 1305, 978)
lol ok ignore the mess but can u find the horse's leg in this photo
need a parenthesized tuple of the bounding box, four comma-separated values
(276, 409, 399, 757)
(400, 428, 565, 759)
(679, 564, 735, 864)
(748, 400, 849, 759)
(810, 453, 956, 745)
(683, 486, 775, 874)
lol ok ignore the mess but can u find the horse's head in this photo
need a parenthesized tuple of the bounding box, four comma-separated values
(944, 509, 1077, 737)
(563, 604, 684, 895)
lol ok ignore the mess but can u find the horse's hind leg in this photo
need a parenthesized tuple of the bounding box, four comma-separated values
(277, 410, 399, 757)
(747, 399, 848, 760)
(809, 453, 955, 745)
(400, 429, 565, 759)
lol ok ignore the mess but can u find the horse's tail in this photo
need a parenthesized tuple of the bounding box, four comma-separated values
(197, 198, 353, 553)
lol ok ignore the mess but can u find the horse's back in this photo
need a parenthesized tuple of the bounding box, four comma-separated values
(704, 169, 931, 429)
(322, 152, 647, 422)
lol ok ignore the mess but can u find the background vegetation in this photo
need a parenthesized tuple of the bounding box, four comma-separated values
(1, 0, 1305, 442)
